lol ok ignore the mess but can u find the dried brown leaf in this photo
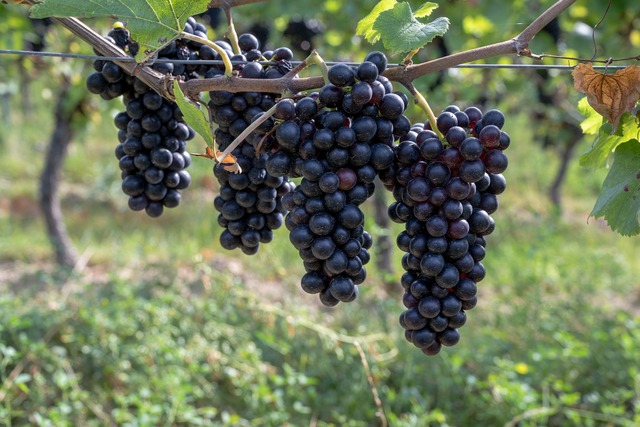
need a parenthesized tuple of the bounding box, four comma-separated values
(216, 150, 242, 174)
(191, 147, 241, 173)
(573, 63, 640, 132)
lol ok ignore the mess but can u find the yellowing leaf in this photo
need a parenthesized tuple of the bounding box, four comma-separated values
(414, 2, 438, 18)
(355, 0, 397, 44)
(576, 96, 603, 135)
(573, 64, 640, 132)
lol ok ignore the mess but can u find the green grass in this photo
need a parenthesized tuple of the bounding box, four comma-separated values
(1, 78, 640, 426)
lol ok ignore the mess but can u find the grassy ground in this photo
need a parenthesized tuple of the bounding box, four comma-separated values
(1, 84, 639, 426)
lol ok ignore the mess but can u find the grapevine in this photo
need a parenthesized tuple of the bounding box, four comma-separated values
(78, 12, 510, 353)
(17, 0, 639, 358)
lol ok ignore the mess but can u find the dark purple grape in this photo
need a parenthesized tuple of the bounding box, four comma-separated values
(436, 111, 457, 135)
(238, 33, 259, 52)
(328, 63, 355, 87)
(483, 149, 509, 174)
(379, 93, 405, 120)
(464, 106, 483, 124)
(420, 138, 444, 160)
(482, 109, 505, 128)
(446, 126, 467, 148)
(351, 81, 373, 105)
(459, 160, 485, 183)
(357, 61, 379, 83)
(364, 51, 388, 74)
(319, 84, 344, 108)
(479, 124, 501, 148)
(420, 253, 445, 277)
(336, 168, 357, 191)
(329, 276, 355, 301)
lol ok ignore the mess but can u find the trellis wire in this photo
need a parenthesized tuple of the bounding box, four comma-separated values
(0, 49, 630, 70)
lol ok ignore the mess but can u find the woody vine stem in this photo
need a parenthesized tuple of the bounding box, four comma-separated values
(18, 0, 579, 102)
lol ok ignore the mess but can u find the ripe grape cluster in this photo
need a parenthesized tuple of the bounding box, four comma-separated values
(251, 52, 411, 306)
(383, 106, 509, 355)
(86, 17, 220, 216)
(207, 34, 297, 252)
(113, 92, 194, 217)
(213, 131, 294, 254)
(83, 22, 513, 354)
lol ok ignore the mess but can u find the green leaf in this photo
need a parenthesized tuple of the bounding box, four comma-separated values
(414, 2, 438, 18)
(30, 0, 209, 62)
(373, 2, 450, 53)
(580, 112, 639, 169)
(173, 81, 213, 148)
(590, 140, 640, 236)
(577, 96, 603, 135)
(355, 0, 397, 44)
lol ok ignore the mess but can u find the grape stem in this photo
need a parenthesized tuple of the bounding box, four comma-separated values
(308, 50, 329, 85)
(283, 50, 319, 79)
(180, 32, 234, 76)
(407, 83, 442, 139)
(223, 6, 242, 55)
(216, 103, 278, 165)
(402, 49, 420, 65)
(279, 51, 320, 97)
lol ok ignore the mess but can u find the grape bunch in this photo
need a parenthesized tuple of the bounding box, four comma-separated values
(207, 34, 298, 252)
(384, 106, 509, 355)
(254, 52, 411, 306)
(113, 90, 195, 217)
(86, 17, 220, 216)
(213, 130, 294, 254)
(81, 20, 516, 356)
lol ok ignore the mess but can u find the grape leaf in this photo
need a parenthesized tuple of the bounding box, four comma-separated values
(590, 140, 640, 236)
(355, 0, 397, 44)
(414, 2, 438, 18)
(173, 80, 213, 148)
(580, 112, 639, 169)
(573, 63, 640, 132)
(577, 96, 603, 135)
(30, 0, 209, 62)
(372, 2, 449, 53)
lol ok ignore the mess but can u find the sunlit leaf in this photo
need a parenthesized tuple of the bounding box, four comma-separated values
(30, 0, 210, 62)
(580, 112, 639, 169)
(577, 96, 603, 135)
(355, 0, 397, 44)
(372, 2, 449, 54)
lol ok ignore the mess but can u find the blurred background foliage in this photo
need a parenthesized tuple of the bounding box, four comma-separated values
(1, 0, 640, 426)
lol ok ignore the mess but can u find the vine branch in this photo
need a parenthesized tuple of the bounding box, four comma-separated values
(181, 0, 577, 97)
(19, 0, 577, 101)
